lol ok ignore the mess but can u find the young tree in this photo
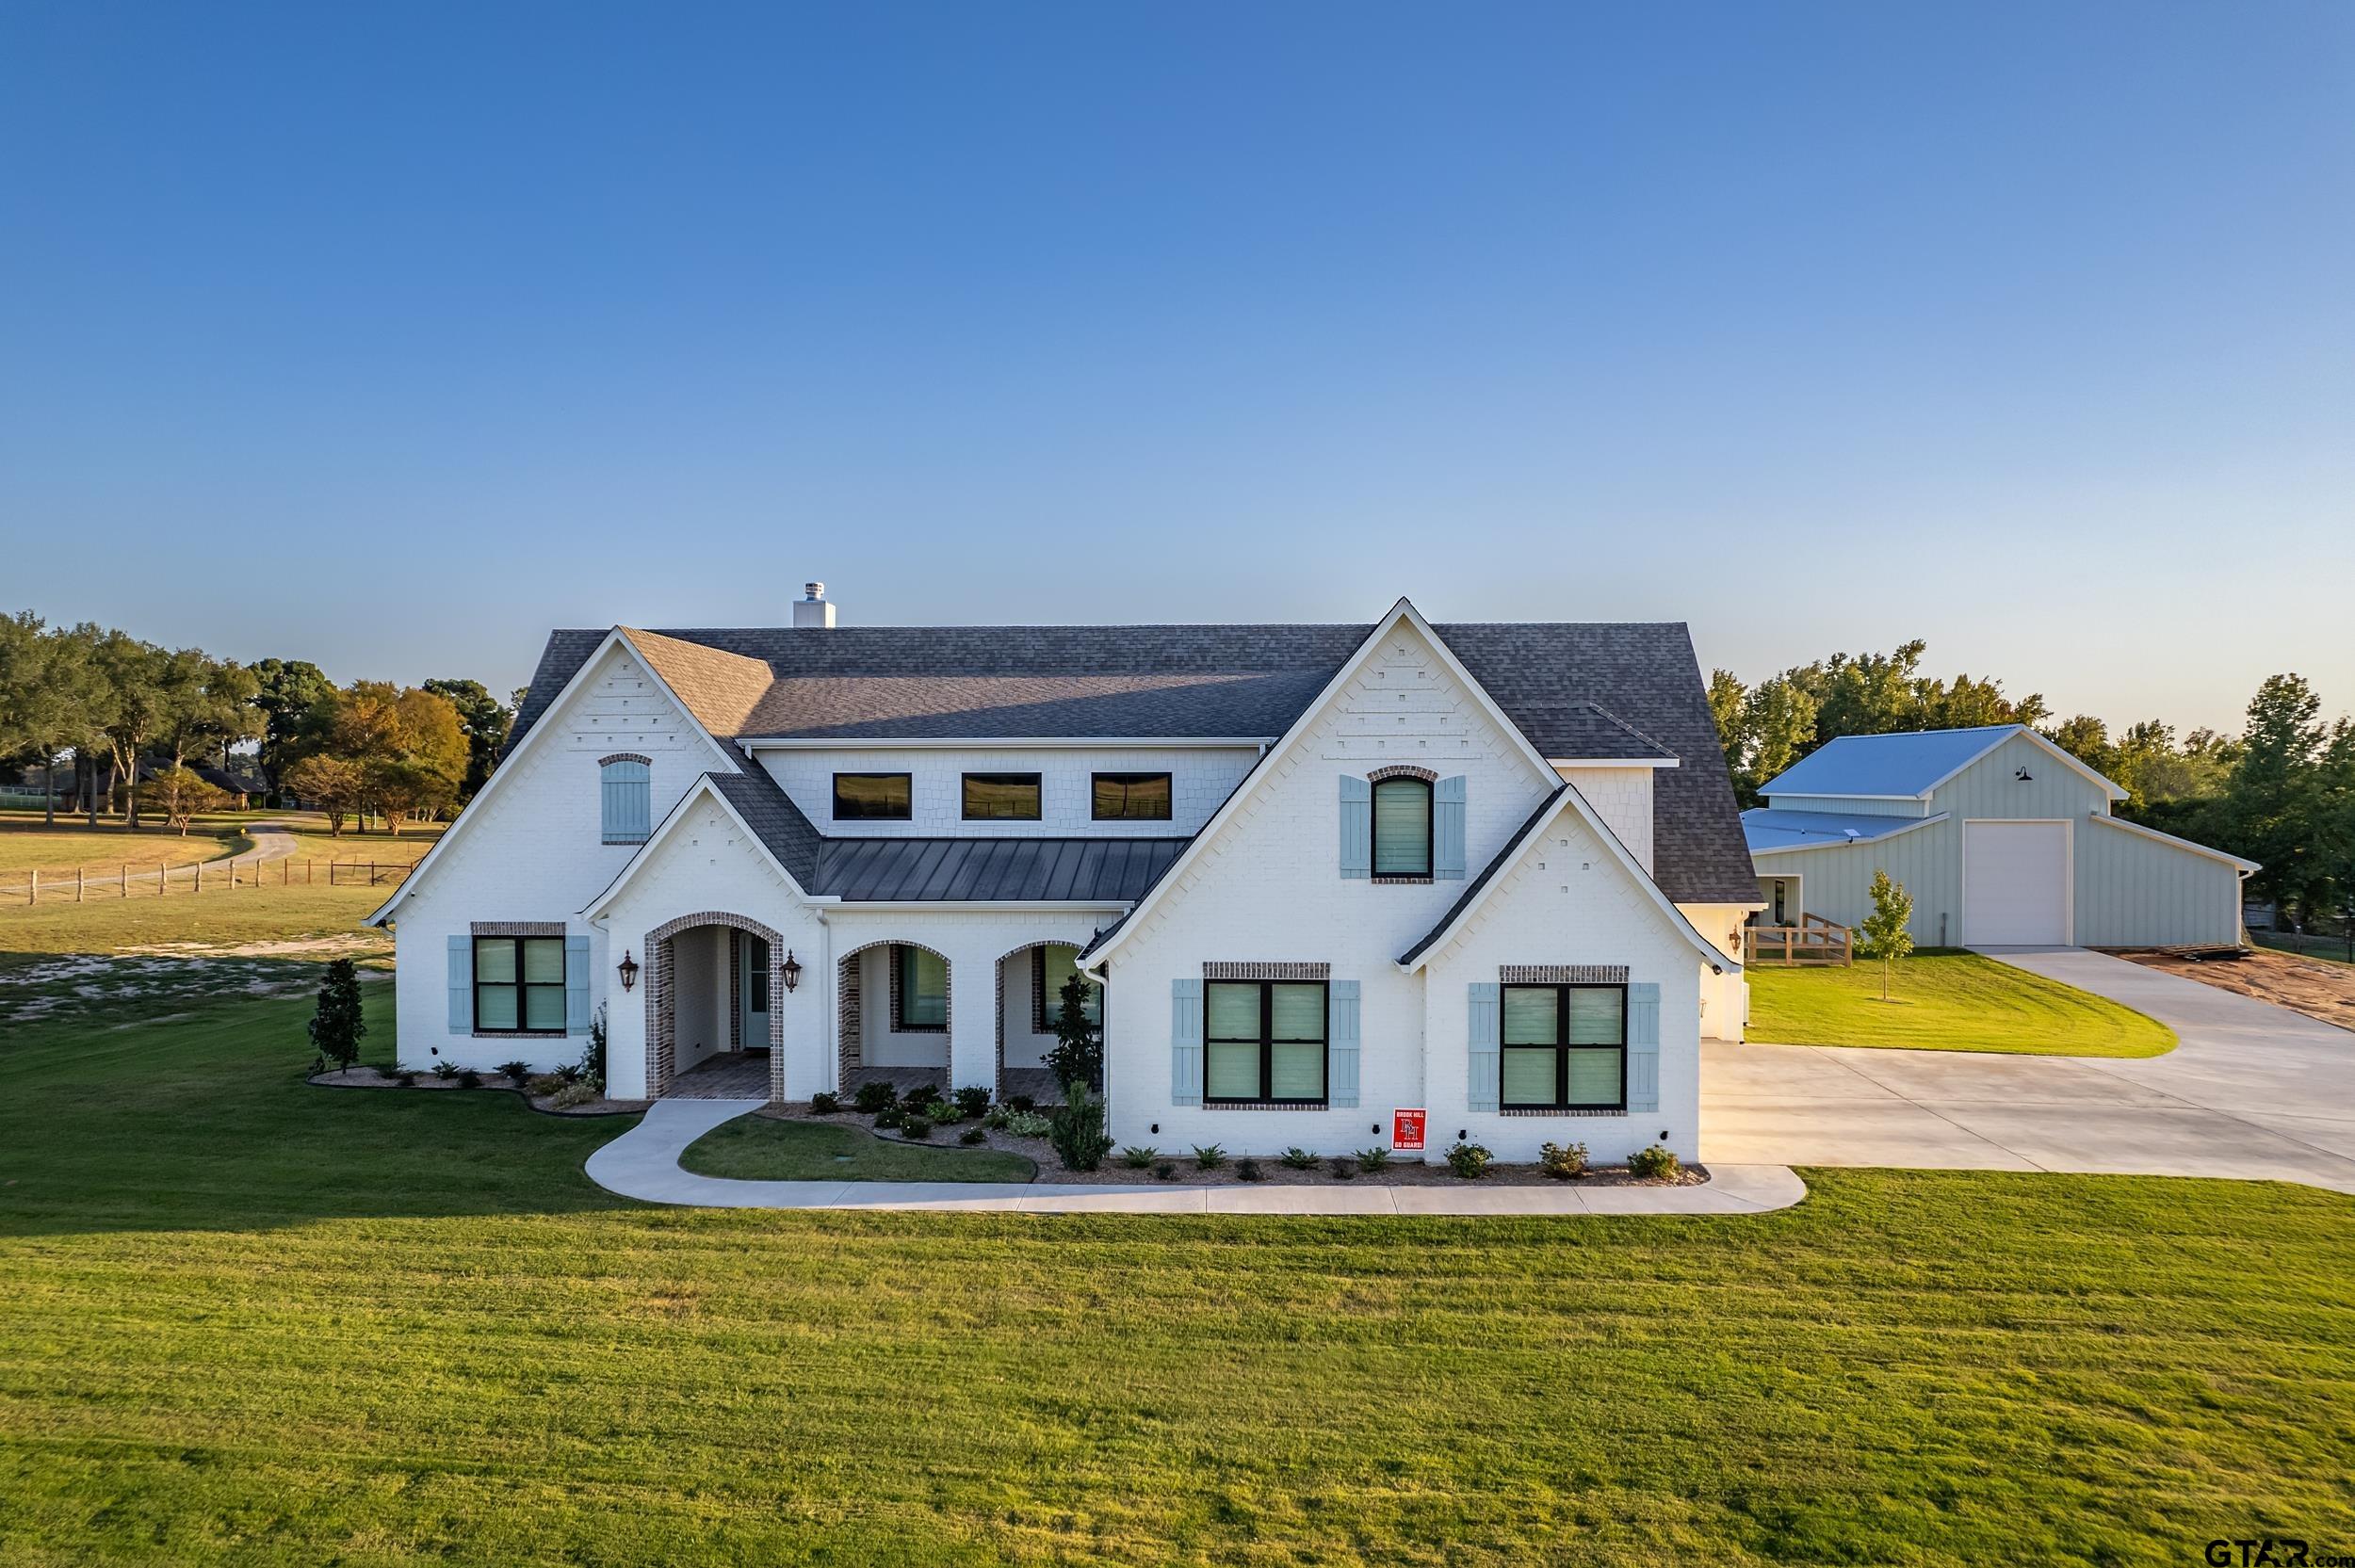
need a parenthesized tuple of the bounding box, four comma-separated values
(1043, 970, 1104, 1092)
(1856, 868, 1916, 1002)
(308, 958, 367, 1073)
(284, 753, 365, 835)
(140, 766, 231, 835)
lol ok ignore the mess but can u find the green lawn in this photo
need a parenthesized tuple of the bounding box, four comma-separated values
(0, 816, 251, 874)
(4, 958, 2351, 1562)
(682, 1113, 1037, 1182)
(1747, 948, 2179, 1056)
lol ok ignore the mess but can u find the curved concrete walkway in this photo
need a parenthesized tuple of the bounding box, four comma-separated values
(584, 1098, 1809, 1215)
(10, 819, 301, 894)
(1706, 946, 2355, 1194)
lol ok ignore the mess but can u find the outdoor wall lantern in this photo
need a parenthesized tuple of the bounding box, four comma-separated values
(781, 949, 803, 994)
(617, 949, 640, 993)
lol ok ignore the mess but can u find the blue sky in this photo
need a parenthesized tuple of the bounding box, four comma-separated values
(3, 1, 2349, 731)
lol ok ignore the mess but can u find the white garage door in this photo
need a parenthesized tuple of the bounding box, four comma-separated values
(1964, 821, 2070, 945)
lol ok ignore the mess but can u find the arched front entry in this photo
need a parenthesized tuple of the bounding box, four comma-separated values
(644, 911, 788, 1100)
(835, 938, 954, 1099)
(993, 940, 1101, 1106)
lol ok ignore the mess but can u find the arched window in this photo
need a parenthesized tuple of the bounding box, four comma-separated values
(600, 756, 651, 844)
(1371, 774, 1433, 877)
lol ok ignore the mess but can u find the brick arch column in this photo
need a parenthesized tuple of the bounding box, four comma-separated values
(644, 911, 788, 1099)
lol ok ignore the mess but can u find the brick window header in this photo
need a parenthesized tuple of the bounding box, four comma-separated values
(472, 920, 567, 937)
(1203, 961, 1331, 981)
(1501, 963, 1630, 984)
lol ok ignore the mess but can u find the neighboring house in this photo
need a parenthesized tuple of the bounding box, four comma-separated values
(1743, 725, 2256, 948)
(369, 588, 1762, 1163)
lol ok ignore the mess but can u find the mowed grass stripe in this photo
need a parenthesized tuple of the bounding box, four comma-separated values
(2, 980, 2350, 1563)
(1747, 948, 2179, 1055)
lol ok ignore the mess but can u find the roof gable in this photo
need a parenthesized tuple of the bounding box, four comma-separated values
(502, 610, 1761, 904)
(1760, 724, 2127, 803)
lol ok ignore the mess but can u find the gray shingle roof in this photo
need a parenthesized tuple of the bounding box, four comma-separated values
(512, 618, 1759, 905)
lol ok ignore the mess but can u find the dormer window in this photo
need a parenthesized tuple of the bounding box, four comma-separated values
(599, 755, 651, 844)
(1372, 774, 1433, 878)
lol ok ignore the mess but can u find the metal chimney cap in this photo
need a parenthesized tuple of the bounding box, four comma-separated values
(804, 582, 825, 601)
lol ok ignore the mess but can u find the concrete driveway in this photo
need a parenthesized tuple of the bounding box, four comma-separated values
(1703, 946, 2355, 1194)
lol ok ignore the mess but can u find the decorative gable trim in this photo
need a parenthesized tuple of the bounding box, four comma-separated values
(582, 771, 815, 920)
(1397, 783, 1736, 975)
(1080, 598, 1552, 971)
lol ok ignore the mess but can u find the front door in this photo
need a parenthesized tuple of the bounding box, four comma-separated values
(739, 932, 771, 1050)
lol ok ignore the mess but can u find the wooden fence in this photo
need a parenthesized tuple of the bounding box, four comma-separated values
(1744, 913, 1854, 966)
(1, 855, 415, 907)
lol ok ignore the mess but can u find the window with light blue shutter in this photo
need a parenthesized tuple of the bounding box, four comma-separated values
(1434, 776, 1467, 879)
(1171, 978, 1204, 1106)
(1338, 776, 1372, 878)
(566, 934, 592, 1035)
(1627, 982, 1661, 1113)
(447, 935, 472, 1031)
(1328, 980, 1360, 1108)
(1468, 981, 1501, 1110)
(600, 757, 651, 844)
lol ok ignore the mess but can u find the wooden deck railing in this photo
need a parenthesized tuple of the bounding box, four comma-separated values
(1744, 913, 1853, 966)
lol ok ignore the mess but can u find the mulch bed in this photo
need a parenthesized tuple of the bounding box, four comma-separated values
(306, 1065, 649, 1116)
(759, 1103, 1706, 1188)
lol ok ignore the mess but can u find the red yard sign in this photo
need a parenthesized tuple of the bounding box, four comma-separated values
(1392, 1108, 1426, 1151)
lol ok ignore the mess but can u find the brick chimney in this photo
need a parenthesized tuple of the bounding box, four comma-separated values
(792, 582, 836, 629)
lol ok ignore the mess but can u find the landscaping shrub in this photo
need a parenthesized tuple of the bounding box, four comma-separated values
(457, 1069, 483, 1089)
(548, 1081, 598, 1109)
(1539, 1140, 1589, 1180)
(873, 1105, 905, 1130)
(901, 1082, 943, 1108)
(900, 1116, 934, 1140)
(394, 1070, 418, 1088)
(1000, 1110, 1052, 1139)
(1354, 1147, 1389, 1174)
(1121, 1145, 1159, 1169)
(1152, 1160, 1176, 1181)
(1279, 1147, 1318, 1171)
(952, 1085, 991, 1119)
(1328, 1156, 1356, 1179)
(1048, 1083, 1114, 1172)
(1192, 1143, 1226, 1171)
(526, 1074, 565, 1096)
(577, 1004, 608, 1091)
(1235, 1158, 1263, 1182)
(307, 959, 365, 1074)
(1006, 1094, 1037, 1113)
(1446, 1140, 1492, 1180)
(807, 1091, 841, 1115)
(983, 1107, 1011, 1130)
(554, 1062, 584, 1085)
(498, 1060, 530, 1086)
(1627, 1143, 1681, 1181)
(929, 1101, 966, 1125)
(852, 1081, 898, 1115)
(431, 1060, 460, 1082)
(958, 1127, 987, 1146)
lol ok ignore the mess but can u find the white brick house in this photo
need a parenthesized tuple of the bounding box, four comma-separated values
(372, 590, 1762, 1164)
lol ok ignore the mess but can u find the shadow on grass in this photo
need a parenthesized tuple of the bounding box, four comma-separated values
(0, 957, 641, 1237)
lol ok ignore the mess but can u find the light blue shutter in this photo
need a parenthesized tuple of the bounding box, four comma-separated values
(1435, 776, 1467, 880)
(1328, 979, 1360, 1108)
(1171, 978, 1204, 1106)
(447, 935, 473, 1031)
(1627, 981, 1661, 1113)
(565, 935, 592, 1035)
(1468, 981, 1501, 1111)
(601, 759, 650, 844)
(1338, 776, 1372, 879)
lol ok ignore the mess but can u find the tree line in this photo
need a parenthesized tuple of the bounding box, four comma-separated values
(0, 610, 515, 837)
(1710, 640, 2353, 926)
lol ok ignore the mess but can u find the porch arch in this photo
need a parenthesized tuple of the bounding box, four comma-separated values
(834, 937, 954, 1094)
(990, 937, 1100, 1105)
(644, 910, 788, 1099)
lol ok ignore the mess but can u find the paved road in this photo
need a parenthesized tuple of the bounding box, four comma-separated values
(10, 820, 301, 895)
(1703, 946, 2355, 1193)
(583, 1097, 1808, 1215)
